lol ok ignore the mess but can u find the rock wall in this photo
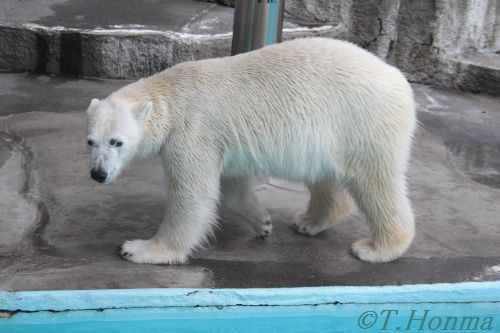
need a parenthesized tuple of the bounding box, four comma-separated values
(201, 0, 500, 94)
(291, 0, 500, 94)
(1, 0, 497, 94)
(434, 0, 499, 57)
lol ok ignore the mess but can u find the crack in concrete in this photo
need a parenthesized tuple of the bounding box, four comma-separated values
(359, 17, 385, 49)
(2, 299, 499, 318)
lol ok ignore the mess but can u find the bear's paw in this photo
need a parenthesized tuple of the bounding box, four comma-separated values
(118, 239, 188, 264)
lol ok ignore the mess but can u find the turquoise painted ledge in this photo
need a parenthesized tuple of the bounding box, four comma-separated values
(0, 281, 499, 333)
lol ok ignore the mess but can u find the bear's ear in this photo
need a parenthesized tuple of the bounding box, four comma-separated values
(135, 101, 152, 122)
(87, 98, 100, 113)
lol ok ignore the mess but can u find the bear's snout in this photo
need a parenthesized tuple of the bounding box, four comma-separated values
(90, 167, 107, 183)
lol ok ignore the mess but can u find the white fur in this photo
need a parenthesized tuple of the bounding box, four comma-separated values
(86, 38, 416, 264)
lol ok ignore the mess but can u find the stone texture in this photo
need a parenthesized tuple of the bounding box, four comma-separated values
(434, 0, 500, 57)
(201, 0, 500, 95)
(349, 0, 400, 59)
(387, 0, 440, 84)
(0, 0, 499, 94)
(284, 0, 345, 26)
(0, 23, 343, 80)
(443, 55, 500, 96)
(80, 33, 232, 79)
(201, 0, 235, 7)
(0, 26, 37, 72)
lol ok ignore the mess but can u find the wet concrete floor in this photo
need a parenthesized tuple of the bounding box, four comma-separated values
(0, 73, 499, 290)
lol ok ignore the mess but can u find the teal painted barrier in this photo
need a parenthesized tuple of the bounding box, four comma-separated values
(1, 282, 499, 332)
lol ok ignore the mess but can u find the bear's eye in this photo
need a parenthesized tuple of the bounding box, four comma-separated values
(87, 139, 95, 146)
(110, 139, 117, 146)
(116, 141, 123, 147)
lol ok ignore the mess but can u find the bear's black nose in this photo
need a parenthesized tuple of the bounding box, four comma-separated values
(90, 168, 107, 183)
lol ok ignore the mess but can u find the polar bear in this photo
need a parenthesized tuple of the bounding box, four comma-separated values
(86, 38, 416, 265)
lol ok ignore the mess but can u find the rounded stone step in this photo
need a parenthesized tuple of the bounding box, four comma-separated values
(0, 0, 342, 79)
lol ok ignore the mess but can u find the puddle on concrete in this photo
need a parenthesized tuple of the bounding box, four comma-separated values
(415, 84, 500, 191)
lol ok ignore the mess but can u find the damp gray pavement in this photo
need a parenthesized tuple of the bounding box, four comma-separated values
(0, 0, 235, 34)
(0, 72, 499, 291)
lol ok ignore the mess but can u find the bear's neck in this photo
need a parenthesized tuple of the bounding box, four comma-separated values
(138, 108, 169, 160)
(120, 77, 172, 160)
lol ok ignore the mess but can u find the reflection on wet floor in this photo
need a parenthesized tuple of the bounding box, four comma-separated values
(448, 143, 500, 189)
(414, 84, 500, 190)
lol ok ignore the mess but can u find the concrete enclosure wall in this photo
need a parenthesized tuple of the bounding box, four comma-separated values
(0, 0, 499, 94)
(205, 0, 500, 95)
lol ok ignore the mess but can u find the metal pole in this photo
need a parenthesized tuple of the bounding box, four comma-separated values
(231, 0, 285, 55)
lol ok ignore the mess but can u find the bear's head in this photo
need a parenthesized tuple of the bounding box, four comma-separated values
(86, 97, 152, 184)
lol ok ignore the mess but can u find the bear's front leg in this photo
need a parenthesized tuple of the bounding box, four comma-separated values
(119, 147, 221, 264)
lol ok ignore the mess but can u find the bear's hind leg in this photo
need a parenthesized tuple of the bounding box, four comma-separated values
(293, 179, 355, 236)
(346, 170, 414, 263)
(220, 177, 272, 238)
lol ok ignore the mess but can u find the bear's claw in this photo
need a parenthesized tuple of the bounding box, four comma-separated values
(292, 224, 310, 235)
(118, 239, 188, 264)
(257, 218, 273, 238)
(258, 229, 272, 238)
(117, 243, 135, 260)
(292, 213, 332, 236)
